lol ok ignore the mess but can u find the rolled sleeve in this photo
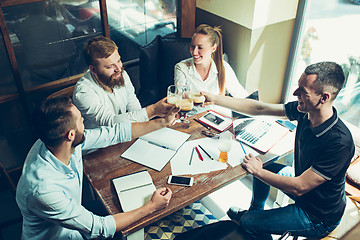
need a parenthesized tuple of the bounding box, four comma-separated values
(90, 215, 116, 239)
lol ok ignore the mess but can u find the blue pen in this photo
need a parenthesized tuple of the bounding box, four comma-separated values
(239, 141, 247, 155)
(147, 141, 172, 150)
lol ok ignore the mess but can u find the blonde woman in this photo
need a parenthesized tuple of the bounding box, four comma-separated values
(174, 24, 247, 98)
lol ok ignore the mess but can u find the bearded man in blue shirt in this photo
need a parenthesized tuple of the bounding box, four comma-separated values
(16, 96, 179, 239)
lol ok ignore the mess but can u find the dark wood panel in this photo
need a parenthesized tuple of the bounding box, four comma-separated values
(0, 0, 44, 7)
(99, 0, 110, 38)
(179, 0, 196, 38)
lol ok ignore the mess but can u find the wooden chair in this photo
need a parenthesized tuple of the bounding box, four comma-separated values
(0, 162, 23, 239)
(46, 85, 75, 99)
(345, 156, 360, 204)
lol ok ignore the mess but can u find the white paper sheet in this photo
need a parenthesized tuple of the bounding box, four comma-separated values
(170, 138, 258, 175)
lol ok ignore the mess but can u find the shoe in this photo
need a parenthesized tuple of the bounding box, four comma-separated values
(227, 206, 247, 222)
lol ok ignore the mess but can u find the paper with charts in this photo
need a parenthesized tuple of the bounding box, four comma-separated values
(121, 127, 190, 171)
(170, 138, 257, 176)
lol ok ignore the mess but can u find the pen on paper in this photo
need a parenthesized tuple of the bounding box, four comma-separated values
(198, 145, 214, 160)
(239, 141, 247, 155)
(147, 141, 172, 150)
(189, 147, 195, 165)
(120, 182, 153, 192)
(195, 146, 204, 161)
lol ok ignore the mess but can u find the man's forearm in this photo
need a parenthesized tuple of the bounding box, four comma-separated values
(254, 169, 301, 196)
(254, 168, 325, 197)
(213, 95, 285, 116)
(112, 202, 154, 231)
(131, 118, 166, 139)
(145, 104, 156, 119)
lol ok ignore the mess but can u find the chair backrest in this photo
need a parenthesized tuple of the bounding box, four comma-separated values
(138, 34, 191, 106)
(0, 162, 16, 194)
(46, 85, 75, 100)
(346, 156, 360, 203)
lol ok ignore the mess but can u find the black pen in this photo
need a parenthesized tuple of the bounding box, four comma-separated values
(194, 118, 212, 131)
(198, 145, 214, 160)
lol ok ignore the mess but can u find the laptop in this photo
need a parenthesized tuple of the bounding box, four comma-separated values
(233, 118, 290, 153)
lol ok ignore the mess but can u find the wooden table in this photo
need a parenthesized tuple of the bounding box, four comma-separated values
(83, 113, 294, 237)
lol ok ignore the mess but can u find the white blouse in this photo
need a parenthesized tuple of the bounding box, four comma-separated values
(174, 57, 248, 98)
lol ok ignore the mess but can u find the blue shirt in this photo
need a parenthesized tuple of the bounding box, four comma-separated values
(16, 123, 132, 240)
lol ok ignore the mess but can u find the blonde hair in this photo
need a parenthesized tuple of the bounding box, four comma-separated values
(194, 24, 225, 95)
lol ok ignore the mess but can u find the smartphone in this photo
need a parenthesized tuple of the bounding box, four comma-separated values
(276, 120, 297, 132)
(167, 175, 194, 187)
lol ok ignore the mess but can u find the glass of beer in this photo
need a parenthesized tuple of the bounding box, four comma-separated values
(217, 131, 233, 163)
(175, 85, 193, 123)
(191, 92, 205, 106)
(167, 85, 179, 105)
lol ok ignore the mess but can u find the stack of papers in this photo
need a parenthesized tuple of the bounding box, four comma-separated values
(170, 138, 257, 176)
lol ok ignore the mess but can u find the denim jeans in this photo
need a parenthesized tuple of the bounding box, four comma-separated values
(239, 163, 339, 239)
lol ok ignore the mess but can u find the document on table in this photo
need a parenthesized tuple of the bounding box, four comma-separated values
(121, 127, 190, 171)
(170, 138, 257, 176)
(112, 170, 156, 212)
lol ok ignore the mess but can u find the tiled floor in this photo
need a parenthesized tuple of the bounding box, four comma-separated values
(0, 176, 275, 240)
(145, 201, 218, 240)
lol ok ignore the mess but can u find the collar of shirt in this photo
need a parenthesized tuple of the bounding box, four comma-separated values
(304, 107, 339, 138)
(189, 58, 218, 82)
(38, 142, 78, 178)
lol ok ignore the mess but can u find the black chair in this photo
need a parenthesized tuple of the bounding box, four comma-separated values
(138, 34, 192, 107)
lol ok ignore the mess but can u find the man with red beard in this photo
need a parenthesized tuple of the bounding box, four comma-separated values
(73, 36, 173, 129)
(16, 96, 178, 239)
(176, 62, 355, 240)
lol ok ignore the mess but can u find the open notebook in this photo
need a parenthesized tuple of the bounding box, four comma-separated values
(121, 127, 190, 171)
(112, 170, 155, 212)
(234, 118, 290, 153)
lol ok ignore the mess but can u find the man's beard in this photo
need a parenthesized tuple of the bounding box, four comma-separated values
(72, 129, 85, 148)
(97, 67, 125, 89)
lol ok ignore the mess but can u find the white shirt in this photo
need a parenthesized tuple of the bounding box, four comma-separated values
(16, 123, 132, 240)
(73, 71, 149, 129)
(174, 58, 248, 98)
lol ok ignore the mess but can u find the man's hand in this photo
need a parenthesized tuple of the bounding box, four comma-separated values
(148, 187, 172, 213)
(200, 91, 217, 106)
(162, 106, 180, 127)
(241, 153, 263, 176)
(147, 97, 173, 119)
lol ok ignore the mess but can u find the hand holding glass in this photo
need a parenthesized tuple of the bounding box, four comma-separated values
(175, 85, 193, 123)
(167, 85, 179, 105)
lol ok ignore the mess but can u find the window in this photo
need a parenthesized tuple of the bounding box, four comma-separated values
(107, 0, 177, 61)
(284, 0, 360, 127)
(0, 0, 182, 170)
